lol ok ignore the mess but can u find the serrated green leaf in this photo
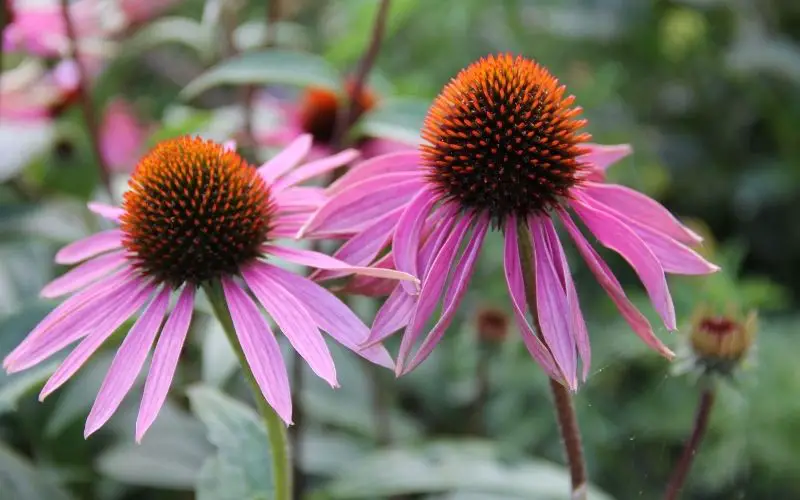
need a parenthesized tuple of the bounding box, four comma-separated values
(355, 98, 428, 145)
(181, 50, 342, 100)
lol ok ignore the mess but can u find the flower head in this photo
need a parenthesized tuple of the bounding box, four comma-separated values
(301, 54, 719, 389)
(687, 305, 757, 376)
(3, 135, 415, 441)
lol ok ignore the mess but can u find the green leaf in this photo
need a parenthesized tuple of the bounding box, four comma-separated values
(355, 98, 428, 145)
(124, 17, 212, 58)
(181, 50, 342, 100)
(0, 443, 73, 500)
(320, 440, 615, 499)
(0, 363, 57, 416)
(188, 385, 274, 500)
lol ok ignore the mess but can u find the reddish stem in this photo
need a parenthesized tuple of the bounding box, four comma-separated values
(664, 388, 716, 500)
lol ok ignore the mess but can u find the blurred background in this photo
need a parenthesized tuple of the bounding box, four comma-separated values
(1, 0, 800, 498)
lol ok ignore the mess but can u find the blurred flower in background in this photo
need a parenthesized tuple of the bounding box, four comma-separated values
(684, 305, 758, 378)
(98, 98, 149, 173)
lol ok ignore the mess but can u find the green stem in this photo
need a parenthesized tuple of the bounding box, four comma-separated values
(204, 282, 292, 500)
(516, 219, 588, 500)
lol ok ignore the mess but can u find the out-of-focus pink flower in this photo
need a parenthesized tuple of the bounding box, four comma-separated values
(99, 98, 149, 173)
(0, 59, 79, 121)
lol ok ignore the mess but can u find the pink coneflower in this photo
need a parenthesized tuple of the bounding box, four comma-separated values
(99, 98, 149, 173)
(3, 135, 414, 441)
(257, 82, 411, 161)
(300, 54, 719, 388)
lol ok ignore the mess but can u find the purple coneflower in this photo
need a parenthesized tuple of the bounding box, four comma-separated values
(3, 135, 413, 441)
(300, 54, 719, 388)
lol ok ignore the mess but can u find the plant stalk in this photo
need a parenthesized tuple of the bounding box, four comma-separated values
(664, 387, 716, 500)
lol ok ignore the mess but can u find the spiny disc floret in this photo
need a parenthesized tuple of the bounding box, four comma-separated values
(121, 137, 273, 286)
(422, 54, 591, 222)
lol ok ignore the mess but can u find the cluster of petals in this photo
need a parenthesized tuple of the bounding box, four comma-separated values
(301, 145, 720, 389)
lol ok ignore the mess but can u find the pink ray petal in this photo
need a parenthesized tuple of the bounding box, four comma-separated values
(258, 134, 313, 182)
(418, 204, 460, 278)
(502, 218, 562, 381)
(249, 262, 393, 369)
(273, 149, 360, 192)
(364, 286, 416, 347)
(274, 187, 327, 213)
(221, 278, 292, 425)
(580, 183, 702, 244)
(620, 218, 718, 275)
(580, 143, 632, 179)
(530, 217, 578, 389)
(84, 287, 170, 437)
(242, 268, 338, 387)
(396, 215, 471, 375)
(55, 229, 123, 264)
(558, 208, 674, 358)
(41, 251, 127, 298)
(394, 188, 438, 295)
(402, 214, 489, 375)
(264, 245, 418, 285)
(328, 150, 421, 195)
(99, 99, 146, 173)
(87, 202, 123, 223)
(39, 282, 154, 401)
(135, 286, 195, 442)
(222, 140, 237, 152)
(571, 196, 676, 330)
(540, 217, 591, 381)
(339, 252, 399, 297)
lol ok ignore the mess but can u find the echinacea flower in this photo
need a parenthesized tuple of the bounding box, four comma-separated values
(301, 54, 719, 388)
(99, 98, 149, 173)
(3, 135, 414, 441)
(684, 305, 757, 377)
(257, 82, 411, 161)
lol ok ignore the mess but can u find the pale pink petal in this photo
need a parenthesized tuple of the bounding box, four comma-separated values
(502, 218, 562, 381)
(299, 175, 423, 237)
(264, 245, 418, 285)
(580, 183, 702, 244)
(273, 149, 360, 192)
(222, 140, 237, 152)
(135, 286, 195, 442)
(340, 252, 399, 297)
(55, 229, 123, 264)
(258, 134, 313, 182)
(540, 218, 591, 381)
(272, 213, 314, 237)
(274, 187, 327, 213)
(249, 263, 393, 369)
(621, 218, 718, 275)
(328, 151, 421, 195)
(402, 215, 489, 375)
(85, 287, 170, 437)
(221, 277, 292, 425)
(418, 204, 460, 278)
(364, 286, 416, 347)
(393, 188, 438, 295)
(99, 99, 146, 173)
(87, 202, 123, 223)
(558, 208, 674, 358)
(242, 268, 337, 387)
(530, 217, 577, 389)
(571, 197, 676, 330)
(39, 282, 154, 400)
(41, 251, 126, 298)
(580, 143, 632, 177)
(396, 215, 471, 375)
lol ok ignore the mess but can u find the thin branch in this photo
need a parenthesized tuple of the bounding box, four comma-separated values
(664, 388, 716, 500)
(58, 0, 112, 196)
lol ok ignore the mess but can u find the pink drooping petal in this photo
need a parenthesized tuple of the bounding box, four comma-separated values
(221, 277, 292, 425)
(418, 204, 460, 278)
(5, 269, 136, 372)
(530, 217, 577, 389)
(393, 188, 438, 295)
(299, 174, 423, 237)
(558, 208, 674, 358)
(540, 217, 591, 381)
(39, 282, 154, 401)
(272, 149, 360, 192)
(572, 197, 676, 330)
(258, 134, 312, 182)
(272, 212, 314, 238)
(358, 138, 415, 160)
(55, 229, 123, 264)
(621, 218, 718, 275)
(396, 215, 471, 375)
(402, 215, 489, 375)
(84, 287, 170, 437)
(41, 251, 126, 298)
(250, 263, 393, 369)
(135, 286, 195, 442)
(312, 208, 404, 282)
(87, 202, 123, 223)
(328, 150, 421, 195)
(274, 187, 327, 213)
(502, 218, 562, 381)
(580, 182, 702, 244)
(340, 252, 399, 297)
(264, 245, 418, 285)
(242, 268, 337, 387)
(580, 143, 632, 180)
(99, 99, 147, 173)
(364, 286, 417, 347)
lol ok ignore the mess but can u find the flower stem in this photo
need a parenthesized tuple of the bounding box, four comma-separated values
(58, 0, 112, 197)
(204, 282, 292, 500)
(516, 219, 588, 500)
(664, 387, 716, 500)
